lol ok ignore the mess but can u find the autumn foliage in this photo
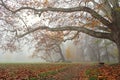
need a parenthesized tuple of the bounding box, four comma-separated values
(0, 63, 119, 80)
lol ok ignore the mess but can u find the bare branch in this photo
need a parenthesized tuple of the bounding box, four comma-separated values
(0, 0, 13, 12)
(17, 15, 28, 29)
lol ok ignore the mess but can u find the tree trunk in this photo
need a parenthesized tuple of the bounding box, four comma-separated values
(80, 47, 85, 61)
(116, 44, 120, 63)
(113, 32, 120, 63)
(96, 41, 101, 62)
(113, 31, 120, 63)
(105, 45, 110, 63)
(88, 44, 98, 61)
(57, 44, 66, 62)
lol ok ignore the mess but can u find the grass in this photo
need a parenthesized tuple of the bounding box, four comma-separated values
(0, 62, 118, 80)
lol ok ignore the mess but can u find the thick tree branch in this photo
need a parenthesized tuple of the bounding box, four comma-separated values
(1, 0, 111, 26)
(16, 7, 111, 26)
(16, 26, 112, 41)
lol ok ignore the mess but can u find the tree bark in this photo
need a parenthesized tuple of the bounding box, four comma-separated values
(113, 31, 120, 63)
(116, 43, 120, 63)
(57, 44, 65, 62)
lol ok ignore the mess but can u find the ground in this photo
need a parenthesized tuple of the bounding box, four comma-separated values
(0, 63, 119, 80)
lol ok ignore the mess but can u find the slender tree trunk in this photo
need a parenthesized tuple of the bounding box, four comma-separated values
(105, 45, 110, 63)
(57, 44, 65, 62)
(88, 44, 97, 61)
(80, 47, 85, 62)
(96, 41, 101, 62)
(47, 52, 54, 62)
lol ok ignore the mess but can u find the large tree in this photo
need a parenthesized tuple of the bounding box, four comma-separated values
(0, 0, 120, 63)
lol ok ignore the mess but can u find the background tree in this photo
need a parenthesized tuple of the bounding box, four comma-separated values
(31, 31, 65, 62)
(77, 34, 117, 62)
(0, 0, 120, 63)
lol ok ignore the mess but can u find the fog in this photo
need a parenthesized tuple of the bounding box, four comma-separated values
(0, 0, 119, 63)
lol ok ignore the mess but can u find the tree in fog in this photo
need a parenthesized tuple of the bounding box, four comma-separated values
(0, 0, 120, 63)
(31, 31, 65, 62)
